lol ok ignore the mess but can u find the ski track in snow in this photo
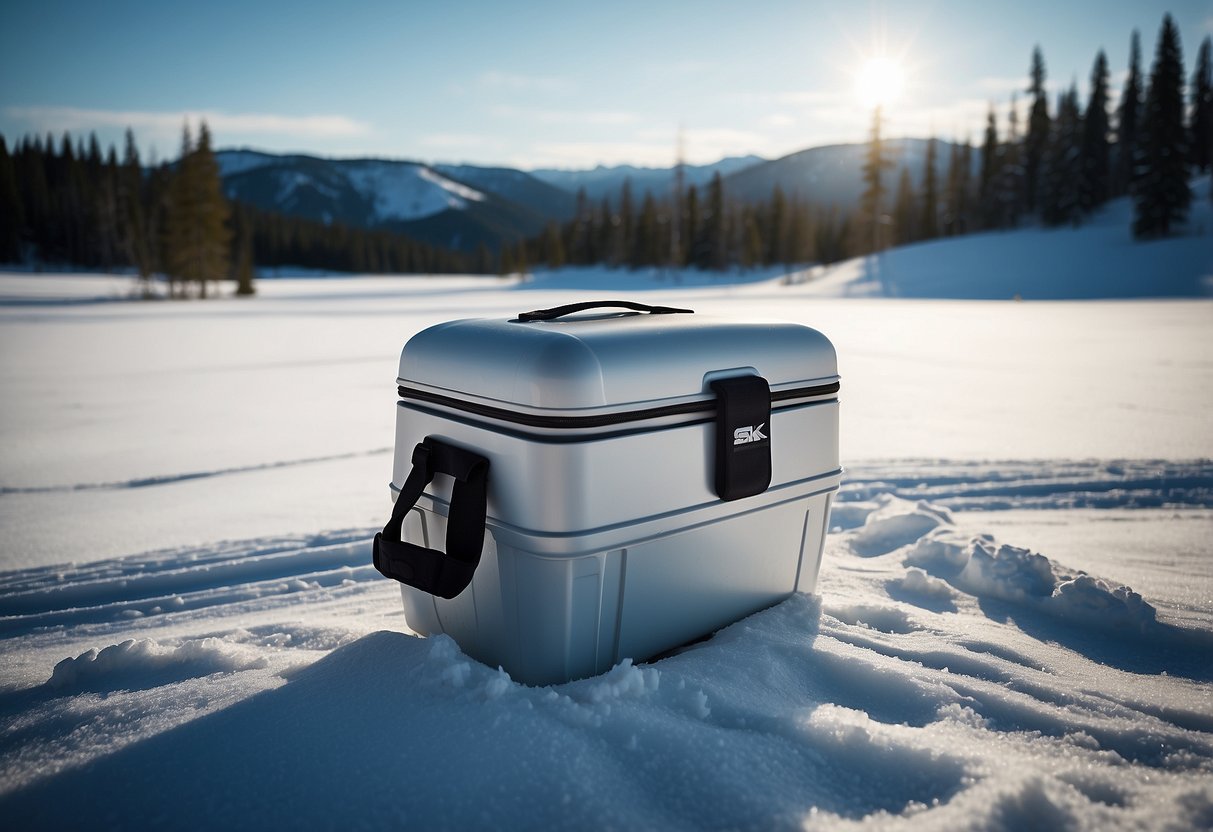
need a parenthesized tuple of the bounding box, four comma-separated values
(0, 447, 392, 495)
(1, 461, 1211, 830)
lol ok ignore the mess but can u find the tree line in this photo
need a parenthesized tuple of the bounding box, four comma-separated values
(517, 14, 1211, 272)
(858, 13, 1211, 255)
(504, 175, 855, 275)
(0, 123, 477, 297)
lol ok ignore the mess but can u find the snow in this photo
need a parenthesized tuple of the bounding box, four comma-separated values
(1, 221, 1212, 828)
(213, 149, 277, 178)
(343, 160, 485, 223)
(792, 178, 1213, 299)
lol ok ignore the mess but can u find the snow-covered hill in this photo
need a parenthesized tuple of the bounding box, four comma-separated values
(787, 178, 1213, 299)
(724, 138, 977, 207)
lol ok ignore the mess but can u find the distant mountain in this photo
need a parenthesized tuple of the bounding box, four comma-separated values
(723, 139, 976, 208)
(530, 155, 765, 203)
(215, 150, 575, 252)
(213, 141, 975, 253)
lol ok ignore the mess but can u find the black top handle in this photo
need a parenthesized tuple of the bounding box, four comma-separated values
(517, 300, 694, 322)
(372, 436, 489, 600)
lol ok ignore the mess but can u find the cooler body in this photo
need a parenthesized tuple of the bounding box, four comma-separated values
(381, 304, 841, 686)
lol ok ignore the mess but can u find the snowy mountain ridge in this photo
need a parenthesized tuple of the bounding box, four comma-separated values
(215, 150, 573, 252)
(217, 152, 488, 224)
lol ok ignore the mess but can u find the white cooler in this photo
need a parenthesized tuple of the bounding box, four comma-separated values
(373, 300, 840, 686)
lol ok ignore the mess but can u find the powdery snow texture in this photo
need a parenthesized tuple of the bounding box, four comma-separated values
(0, 266, 1211, 829)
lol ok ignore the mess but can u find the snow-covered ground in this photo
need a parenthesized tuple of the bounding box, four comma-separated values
(792, 176, 1213, 300)
(1, 243, 1211, 828)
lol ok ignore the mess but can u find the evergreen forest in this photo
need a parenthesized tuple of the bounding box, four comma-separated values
(0, 14, 1209, 297)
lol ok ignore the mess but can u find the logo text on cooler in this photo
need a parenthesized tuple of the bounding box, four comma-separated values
(733, 423, 768, 445)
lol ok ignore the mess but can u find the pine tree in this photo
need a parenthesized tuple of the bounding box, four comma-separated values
(1078, 50, 1111, 214)
(1191, 36, 1213, 172)
(704, 172, 726, 269)
(994, 94, 1025, 227)
(234, 229, 255, 296)
(617, 180, 634, 266)
(544, 221, 565, 268)
(1134, 14, 1191, 238)
(118, 129, 154, 293)
(767, 185, 787, 265)
(741, 212, 763, 269)
(1041, 85, 1084, 226)
(0, 136, 24, 262)
(684, 184, 700, 266)
(943, 139, 974, 236)
(162, 122, 195, 297)
(892, 166, 916, 245)
(979, 105, 1000, 227)
(920, 137, 939, 239)
(1115, 31, 1144, 196)
(179, 122, 230, 297)
(1024, 46, 1051, 213)
(859, 107, 893, 251)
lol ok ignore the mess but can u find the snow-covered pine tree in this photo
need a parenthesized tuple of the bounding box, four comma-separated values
(1191, 36, 1213, 173)
(1079, 50, 1111, 214)
(1114, 31, 1143, 196)
(1133, 14, 1191, 238)
(1024, 46, 1051, 213)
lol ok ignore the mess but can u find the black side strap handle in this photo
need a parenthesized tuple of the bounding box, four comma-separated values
(517, 300, 694, 322)
(372, 437, 490, 600)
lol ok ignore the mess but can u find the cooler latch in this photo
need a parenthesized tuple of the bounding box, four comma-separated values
(710, 375, 772, 501)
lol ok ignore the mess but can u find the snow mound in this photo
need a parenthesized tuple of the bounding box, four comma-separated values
(851, 495, 953, 555)
(48, 637, 268, 692)
(897, 567, 958, 601)
(904, 527, 1158, 632)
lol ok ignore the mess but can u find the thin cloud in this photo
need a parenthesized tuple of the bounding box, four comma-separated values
(4, 106, 371, 138)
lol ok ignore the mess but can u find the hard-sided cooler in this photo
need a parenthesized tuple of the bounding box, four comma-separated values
(373, 300, 841, 686)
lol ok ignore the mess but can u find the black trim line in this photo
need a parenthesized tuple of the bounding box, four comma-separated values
(396, 381, 840, 430)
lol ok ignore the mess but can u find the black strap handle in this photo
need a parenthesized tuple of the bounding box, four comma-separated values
(517, 300, 694, 322)
(372, 437, 490, 600)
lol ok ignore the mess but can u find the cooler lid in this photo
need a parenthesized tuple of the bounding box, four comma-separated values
(397, 300, 838, 412)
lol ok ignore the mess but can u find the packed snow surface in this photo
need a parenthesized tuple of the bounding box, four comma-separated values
(1, 256, 1211, 829)
(791, 178, 1213, 299)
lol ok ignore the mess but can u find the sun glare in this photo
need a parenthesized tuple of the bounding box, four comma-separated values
(856, 56, 905, 109)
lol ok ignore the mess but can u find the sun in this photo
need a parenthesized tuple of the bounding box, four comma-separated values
(856, 56, 905, 109)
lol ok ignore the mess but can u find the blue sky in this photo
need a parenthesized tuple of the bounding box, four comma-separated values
(1, 1, 1210, 169)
